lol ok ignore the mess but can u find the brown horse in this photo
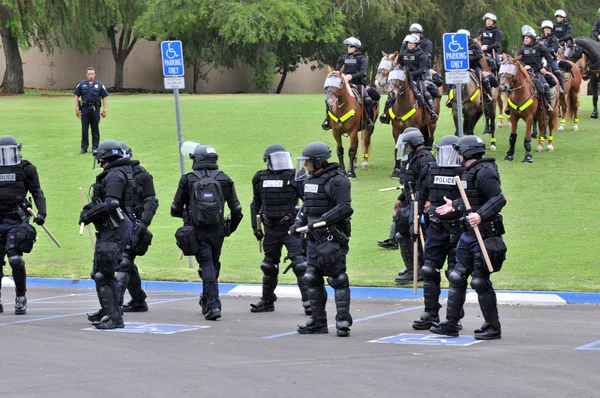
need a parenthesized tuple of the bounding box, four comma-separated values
(446, 71, 484, 137)
(499, 57, 560, 162)
(324, 65, 363, 178)
(556, 60, 582, 132)
(376, 60, 439, 177)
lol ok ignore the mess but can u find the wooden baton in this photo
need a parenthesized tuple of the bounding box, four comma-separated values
(455, 176, 494, 273)
(26, 208, 61, 248)
(79, 187, 95, 251)
(296, 221, 326, 233)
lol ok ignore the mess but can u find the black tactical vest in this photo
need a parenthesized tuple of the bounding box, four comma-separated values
(131, 164, 149, 219)
(480, 27, 500, 47)
(340, 53, 364, 76)
(0, 163, 28, 212)
(462, 161, 498, 212)
(427, 164, 464, 219)
(402, 49, 425, 72)
(258, 169, 298, 219)
(521, 43, 544, 70)
(553, 22, 568, 40)
(403, 149, 435, 190)
(94, 166, 135, 217)
(302, 169, 339, 218)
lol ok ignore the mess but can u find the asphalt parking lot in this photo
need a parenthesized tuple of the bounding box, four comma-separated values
(0, 287, 598, 397)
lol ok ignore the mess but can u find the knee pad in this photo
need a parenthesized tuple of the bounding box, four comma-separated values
(8, 255, 24, 270)
(260, 260, 278, 276)
(291, 256, 307, 275)
(94, 272, 109, 285)
(118, 253, 134, 273)
(367, 87, 381, 102)
(471, 276, 491, 292)
(363, 96, 373, 107)
(327, 272, 349, 289)
(448, 269, 468, 290)
(421, 262, 441, 280)
(303, 272, 321, 287)
(115, 271, 129, 286)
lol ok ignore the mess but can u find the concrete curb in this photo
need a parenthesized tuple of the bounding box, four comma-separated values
(16, 277, 600, 305)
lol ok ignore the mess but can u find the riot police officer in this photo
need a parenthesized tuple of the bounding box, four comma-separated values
(322, 37, 379, 133)
(171, 145, 243, 321)
(431, 135, 507, 340)
(553, 10, 572, 44)
(290, 142, 353, 337)
(478, 13, 503, 66)
(397, 35, 439, 120)
(116, 143, 159, 312)
(412, 135, 464, 330)
(393, 128, 434, 284)
(0, 136, 46, 315)
(80, 140, 133, 329)
(250, 144, 310, 315)
(73, 67, 108, 155)
(516, 27, 555, 113)
(539, 20, 565, 93)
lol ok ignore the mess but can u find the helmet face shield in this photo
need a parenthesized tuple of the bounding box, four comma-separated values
(0, 145, 21, 166)
(395, 136, 407, 160)
(436, 145, 460, 167)
(295, 158, 310, 181)
(268, 151, 293, 171)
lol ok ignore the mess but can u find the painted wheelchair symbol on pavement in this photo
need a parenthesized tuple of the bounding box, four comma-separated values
(166, 43, 179, 59)
(448, 35, 464, 52)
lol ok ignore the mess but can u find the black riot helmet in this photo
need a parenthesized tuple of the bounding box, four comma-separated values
(120, 142, 132, 158)
(295, 142, 332, 180)
(453, 135, 486, 156)
(435, 135, 460, 167)
(0, 135, 22, 166)
(396, 127, 424, 160)
(263, 144, 287, 162)
(264, 144, 293, 171)
(95, 140, 123, 161)
(191, 144, 218, 163)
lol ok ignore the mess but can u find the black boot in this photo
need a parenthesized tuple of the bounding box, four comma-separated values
(412, 311, 440, 330)
(364, 109, 374, 133)
(95, 314, 125, 329)
(429, 319, 460, 337)
(322, 110, 331, 130)
(425, 97, 438, 121)
(483, 79, 493, 102)
(474, 321, 502, 340)
(379, 96, 394, 124)
(591, 108, 598, 119)
(87, 308, 104, 324)
(123, 290, 148, 312)
(544, 91, 554, 113)
(14, 296, 27, 315)
(297, 312, 328, 334)
(250, 298, 275, 313)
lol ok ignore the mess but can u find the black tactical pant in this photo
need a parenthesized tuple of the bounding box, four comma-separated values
(0, 218, 27, 297)
(395, 203, 424, 273)
(195, 225, 225, 312)
(116, 255, 147, 305)
(446, 231, 499, 324)
(421, 219, 461, 314)
(80, 106, 101, 152)
(304, 239, 351, 324)
(261, 223, 306, 303)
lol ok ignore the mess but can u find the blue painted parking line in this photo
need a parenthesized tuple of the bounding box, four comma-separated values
(574, 339, 600, 351)
(83, 322, 210, 334)
(262, 305, 423, 339)
(369, 333, 482, 346)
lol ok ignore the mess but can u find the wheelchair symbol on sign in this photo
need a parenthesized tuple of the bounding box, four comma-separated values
(448, 35, 464, 52)
(165, 43, 179, 59)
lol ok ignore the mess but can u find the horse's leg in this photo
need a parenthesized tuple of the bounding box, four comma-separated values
(536, 115, 546, 152)
(531, 119, 538, 139)
(361, 129, 372, 169)
(548, 100, 559, 152)
(334, 131, 345, 174)
(570, 84, 580, 131)
(347, 130, 359, 178)
(496, 91, 504, 129)
(591, 74, 599, 118)
(523, 115, 534, 163)
(504, 114, 518, 161)
(558, 91, 567, 132)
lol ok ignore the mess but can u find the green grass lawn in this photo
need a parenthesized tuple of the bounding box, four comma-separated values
(0, 91, 598, 291)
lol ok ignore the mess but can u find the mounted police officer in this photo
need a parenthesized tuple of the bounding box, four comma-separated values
(80, 140, 133, 329)
(553, 10, 572, 44)
(412, 135, 464, 330)
(393, 128, 434, 284)
(290, 142, 353, 337)
(403, 23, 433, 80)
(478, 13, 503, 67)
(459, 29, 493, 102)
(116, 143, 158, 313)
(73, 67, 108, 155)
(322, 37, 379, 133)
(0, 136, 45, 315)
(431, 135, 507, 340)
(593, 9, 600, 42)
(397, 34, 439, 121)
(250, 144, 310, 315)
(539, 20, 565, 93)
(171, 144, 243, 321)
(592, 9, 600, 119)
(517, 26, 555, 113)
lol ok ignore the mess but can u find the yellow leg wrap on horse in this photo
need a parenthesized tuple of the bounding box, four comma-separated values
(560, 119, 566, 124)
(498, 114, 504, 120)
(491, 138, 496, 143)
(574, 118, 579, 123)
(363, 153, 368, 159)
(549, 136, 553, 141)
(539, 137, 544, 142)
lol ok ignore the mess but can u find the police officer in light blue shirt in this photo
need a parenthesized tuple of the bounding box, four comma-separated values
(73, 67, 108, 155)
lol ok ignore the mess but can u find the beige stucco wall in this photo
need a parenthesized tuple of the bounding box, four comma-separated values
(0, 36, 330, 94)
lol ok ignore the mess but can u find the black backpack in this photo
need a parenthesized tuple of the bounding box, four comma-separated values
(189, 170, 225, 226)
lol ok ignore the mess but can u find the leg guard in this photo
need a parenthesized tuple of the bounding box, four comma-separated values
(259, 259, 278, 303)
(115, 271, 130, 307)
(543, 83, 554, 112)
(8, 255, 26, 297)
(380, 95, 394, 123)
(304, 269, 326, 318)
(291, 256, 311, 315)
(397, 234, 413, 272)
(421, 261, 442, 313)
(348, 147, 357, 176)
(322, 102, 331, 130)
(446, 264, 469, 321)
(328, 272, 352, 336)
(124, 263, 147, 311)
(93, 272, 120, 322)
(483, 78, 493, 101)
(423, 91, 438, 120)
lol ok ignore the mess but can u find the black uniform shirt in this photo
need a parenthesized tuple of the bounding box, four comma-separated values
(74, 80, 108, 104)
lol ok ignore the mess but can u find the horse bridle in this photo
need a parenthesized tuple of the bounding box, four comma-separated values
(325, 76, 350, 108)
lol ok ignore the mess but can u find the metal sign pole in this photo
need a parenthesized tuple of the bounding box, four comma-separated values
(456, 83, 464, 137)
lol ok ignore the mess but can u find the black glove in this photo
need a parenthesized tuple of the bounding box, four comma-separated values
(253, 229, 264, 241)
(34, 213, 45, 226)
(132, 222, 148, 248)
(288, 223, 302, 239)
(307, 218, 324, 232)
(79, 204, 91, 225)
(224, 217, 232, 237)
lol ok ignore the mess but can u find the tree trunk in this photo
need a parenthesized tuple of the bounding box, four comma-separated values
(114, 56, 125, 89)
(275, 68, 288, 94)
(1, 26, 24, 94)
(193, 59, 200, 94)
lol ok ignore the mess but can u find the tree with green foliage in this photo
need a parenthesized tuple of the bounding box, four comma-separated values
(0, 0, 105, 93)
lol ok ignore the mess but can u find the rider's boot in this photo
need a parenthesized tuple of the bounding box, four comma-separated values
(483, 78, 493, 102)
(424, 94, 438, 121)
(321, 107, 331, 131)
(543, 84, 554, 113)
(555, 71, 565, 94)
(379, 95, 394, 124)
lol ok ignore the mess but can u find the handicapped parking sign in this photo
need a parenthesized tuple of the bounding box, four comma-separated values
(443, 33, 469, 71)
(369, 333, 483, 346)
(161, 41, 184, 77)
